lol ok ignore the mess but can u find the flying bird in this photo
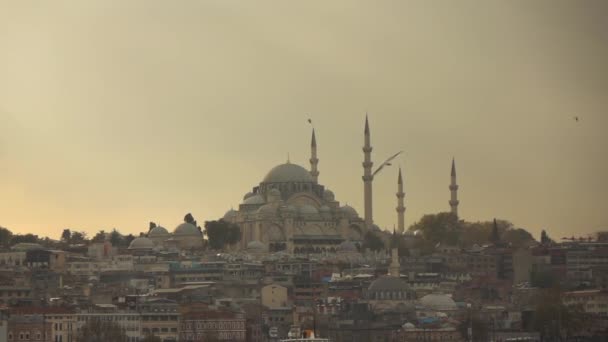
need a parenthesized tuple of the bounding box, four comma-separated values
(308, 118, 312, 124)
(373, 151, 402, 177)
(574, 116, 579, 122)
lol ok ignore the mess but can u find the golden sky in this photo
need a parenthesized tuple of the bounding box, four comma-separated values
(0, 0, 607, 240)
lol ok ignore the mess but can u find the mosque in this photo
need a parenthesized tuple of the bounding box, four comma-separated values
(221, 117, 460, 255)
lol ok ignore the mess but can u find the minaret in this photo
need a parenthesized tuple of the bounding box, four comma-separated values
(310, 128, 319, 183)
(396, 167, 406, 234)
(389, 248, 400, 277)
(449, 158, 459, 217)
(362, 115, 374, 228)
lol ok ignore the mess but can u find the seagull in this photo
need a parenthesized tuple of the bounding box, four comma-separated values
(373, 151, 402, 176)
(574, 116, 579, 122)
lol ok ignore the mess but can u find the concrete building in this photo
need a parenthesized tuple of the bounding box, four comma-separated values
(261, 284, 289, 310)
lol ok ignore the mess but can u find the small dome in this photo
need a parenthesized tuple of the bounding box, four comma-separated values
(319, 205, 331, 213)
(368, 276, 409, 292)
(11, 243, 44, 251)
(148, 226, 169, 236)
(402, 322, 416, 330)
(420, 294, 457, 310)
(128, 236, 155, 250)
(174, 222, 200, 235)
(243, 192, 254, 200)
(338, 240, 357, 253)
(268, 188, 281, 196)
(247, 240, 267, 251)
(223, 209, 238, 220)
(257, 204, 276, 216)
(299, 204, 319, 216)
(323, 189, 335, 202)
(340, 205, 359, 218)
(242, 194, 265, 205)
(263, 163, 314, 183)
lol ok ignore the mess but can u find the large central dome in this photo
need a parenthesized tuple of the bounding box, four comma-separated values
(263, 163, 314, 183)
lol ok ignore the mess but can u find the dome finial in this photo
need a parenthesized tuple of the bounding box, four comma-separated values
(287, 152, 291, 164)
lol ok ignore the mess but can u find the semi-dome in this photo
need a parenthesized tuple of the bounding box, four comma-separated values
(174, 222, 200, 235)
(148, 226, 169, 236)
(223, 209, 237, 221)
(338, 240, 357, 253)
(242, 194, 265, 205)
(319, 205, 331, 213)
(340, 205, 359, 218)
(128, 236, 155, 250)
(257, 203, 276, 216)
(247, 240, 267, 251)
(243, 192, 254, 200)
(368, 276, 409, 292)
(323, 189, 335, 202)
(420, 294, 457, 310)
(402, 322, 416, 330)
(299, 204, 319, 217)
(263, 163, 314, 183)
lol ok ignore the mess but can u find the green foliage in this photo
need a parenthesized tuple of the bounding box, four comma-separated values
(204, 220, 242, 250)
(408, 213, 536, 252)
(110, 229, 122, 246)
(61, 229, 71, 242)
(91, 230, 106, 243)
(77, 318, 128, 342)
(69, 231, 88, 244)
(362, 231, 385, 252)
(0, 227, 13, 246)
(502, 228, 535, 248)
(10, 233, 39, 245)
(409, 212, 460, 245)
(140, 335, 161, 342)
(540, 230, 554, 245)
(533, 289, 586, 340)
(457, 312, 489, 342)
(389, 231, 410, 256)
(123, 234, 135, 247)
(530, 268, 558, 289)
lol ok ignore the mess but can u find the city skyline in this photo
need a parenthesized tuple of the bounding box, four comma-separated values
(1, 1, 607, 240)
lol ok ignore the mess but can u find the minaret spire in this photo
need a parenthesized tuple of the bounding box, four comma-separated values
(310, 128, 319, 183)
(362, 114, 374, 228)
(396, 167, 406, 234)
(449, 158, 459, 217)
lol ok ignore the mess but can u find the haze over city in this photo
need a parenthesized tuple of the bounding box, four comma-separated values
(1, 0, 607, 240)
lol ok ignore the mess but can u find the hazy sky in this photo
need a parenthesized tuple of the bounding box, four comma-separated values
(1, 1, 607, 240)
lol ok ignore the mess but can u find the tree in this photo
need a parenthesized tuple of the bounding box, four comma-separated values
(530, 268, 558, 289)
(540, 230, 553, 245)
(77, 318, 128, 342)
(70, 231, 88, 244)
(362, 231, 385, 252)
(490, 218, 501, 245)
(533, 289, 587, 340)
(204, 220, 242, 250)
(502, 228, 535, 248)
(458, 313, 489, 342)
(91, 230, 106, 243)
(61, 229, 71, 242)
(109, 229, 122, 246)
(409, 212, 460, 245)
(389, 230, 410, 256)
(10, 234, 39, 245)
(123, 234, 135, 247)
(0, 227, 13, 246)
